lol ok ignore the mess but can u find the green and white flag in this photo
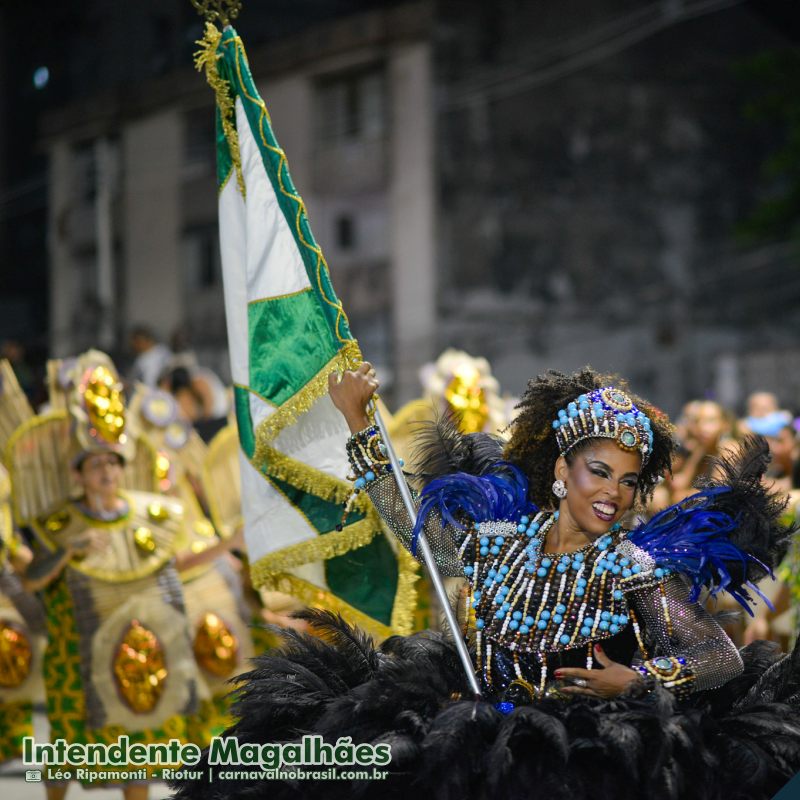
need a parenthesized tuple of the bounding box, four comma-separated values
(195, 23, 416, 638)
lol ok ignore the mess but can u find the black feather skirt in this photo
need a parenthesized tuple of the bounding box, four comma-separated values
(170, 611, 800, 800)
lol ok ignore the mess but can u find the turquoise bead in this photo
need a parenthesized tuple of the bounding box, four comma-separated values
(495, 536, 505, 545)
(512, 611, 522, 621)
(509, 620, 519, 630)
(613, 590, 623, 600)
(555, 603, 566, 614)
(654, 568, 665, 578)
(609, 624, 620, 634)
(577, 577, 587, 587)
(557, 563, 567, 573)
(600, 611, 611, 621)
(517, 524, 527, 533)
(599, 620, 610, 631)
(537, 567, 547, 577)
(464, 566, 474, 576)
(575, 587, 585, 596)
(355, 477, 367, 489)
(583, 617, 595, 626)
(479, 536, 490, 547)
(560, 634, 570, 645)
(536, 619, 548, 630)
(631, 565, 641, 574)
(520, 516, 530, 524)
(365, 471, 376, 481)
(490, 546, 500, 555)
(622, 569, 632, 578)
(524, 616, 535, 626)
(552, 614, 563, 625)
(475, 619, 484, 629)
(580, 626, 591, 637)
(540, 610, 551, 620)
(500, 565, 510, 574)
(480, 547, 489, 557)
(541, 558, 552, 568)
(519, 625, 530, 634)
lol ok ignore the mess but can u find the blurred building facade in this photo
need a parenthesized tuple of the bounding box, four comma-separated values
(36, 0, 800, 412)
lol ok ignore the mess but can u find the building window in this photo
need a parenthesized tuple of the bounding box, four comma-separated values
(315, 66, 386, 145)
(72, 141, 97, 204)
(181, 224, 220, 290)
(336, 215, 356, 250)
(183, 107, 216, 173)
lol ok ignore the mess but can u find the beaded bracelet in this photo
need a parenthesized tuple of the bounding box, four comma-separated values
(345, 425, 396, 488)
(635, 655, 696, 699)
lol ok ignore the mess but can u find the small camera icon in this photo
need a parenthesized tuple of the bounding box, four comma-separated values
(25, 770, 42, 782)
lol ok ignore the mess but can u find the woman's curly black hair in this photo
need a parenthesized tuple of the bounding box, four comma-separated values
(504, 367, 674, 509)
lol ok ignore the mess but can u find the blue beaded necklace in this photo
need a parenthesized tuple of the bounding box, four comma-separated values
(468, 510, 641, 695)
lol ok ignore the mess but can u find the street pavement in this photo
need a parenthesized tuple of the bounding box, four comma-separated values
(0, 712, 172, 799)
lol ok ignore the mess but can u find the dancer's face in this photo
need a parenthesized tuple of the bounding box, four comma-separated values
(75, 452, 124, 498)
(555, 440, 641, 536)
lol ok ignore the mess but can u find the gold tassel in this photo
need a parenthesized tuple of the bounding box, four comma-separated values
(194, 22, 245, 198)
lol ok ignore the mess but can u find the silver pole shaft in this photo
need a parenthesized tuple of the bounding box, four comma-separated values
(372, 406, 481, 698)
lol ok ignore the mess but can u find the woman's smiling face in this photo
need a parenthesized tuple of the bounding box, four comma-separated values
(555, 439, 642, 536)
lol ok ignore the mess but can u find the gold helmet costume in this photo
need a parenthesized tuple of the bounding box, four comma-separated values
(2, 351, 206, 785)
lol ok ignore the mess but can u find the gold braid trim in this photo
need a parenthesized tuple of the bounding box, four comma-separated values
(389, 547, 420, 636)
(257, 444, 372, 514)
(258, 572, 394, 642)
(194, 22, 245, 197)
(250, 514, 380, 580)
(251, 339, 362, 449)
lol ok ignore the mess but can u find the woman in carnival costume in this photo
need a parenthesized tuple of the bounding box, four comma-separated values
(173, 366, 799, 800)
(4, 351, 207, 800)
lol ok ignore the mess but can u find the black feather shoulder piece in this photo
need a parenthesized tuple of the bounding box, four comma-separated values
(695, 435, 795, 579)
(409, 412, 505, 488)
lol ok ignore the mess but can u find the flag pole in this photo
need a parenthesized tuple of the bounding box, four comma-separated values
(372, 405, 482, 699)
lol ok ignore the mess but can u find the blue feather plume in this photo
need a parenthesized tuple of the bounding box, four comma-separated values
(411, 462, 537, 555)
(628, 486, 772, 616)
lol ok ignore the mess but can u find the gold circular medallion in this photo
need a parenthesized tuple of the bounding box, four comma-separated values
(600, 388, 633, 412)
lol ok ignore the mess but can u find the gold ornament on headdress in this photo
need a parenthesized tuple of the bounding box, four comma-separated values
(191, 0, 242, 26)
(67, 351, 135, 464)
(81, 365, 127, 444)
(444, 365, 490, 434)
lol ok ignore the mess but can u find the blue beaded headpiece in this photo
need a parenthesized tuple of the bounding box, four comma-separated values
(551, 387, 653, 464)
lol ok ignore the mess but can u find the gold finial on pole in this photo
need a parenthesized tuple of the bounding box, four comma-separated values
(191, 0, 242, 27)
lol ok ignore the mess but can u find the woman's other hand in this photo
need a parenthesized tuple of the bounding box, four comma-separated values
(556, 644, 641, 698)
